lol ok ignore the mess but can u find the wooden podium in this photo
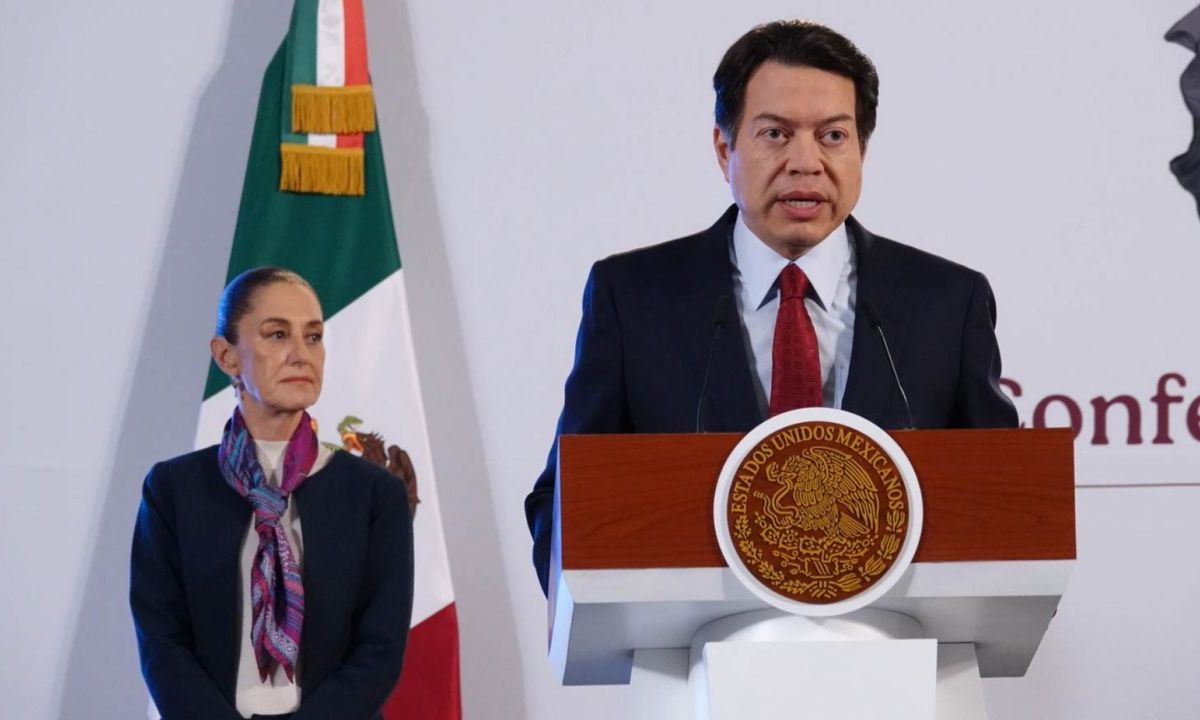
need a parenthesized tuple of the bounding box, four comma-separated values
(547, 428, 1075, 719)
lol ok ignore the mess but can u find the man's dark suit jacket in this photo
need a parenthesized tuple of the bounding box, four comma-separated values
(130, 447, 414, 720)
(524, 205, 1018, 594)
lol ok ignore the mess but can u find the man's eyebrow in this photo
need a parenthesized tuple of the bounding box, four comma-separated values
(751, 112, 855, 127)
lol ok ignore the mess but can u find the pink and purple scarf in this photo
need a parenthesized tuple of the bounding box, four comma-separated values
(218, 408, 318, 682)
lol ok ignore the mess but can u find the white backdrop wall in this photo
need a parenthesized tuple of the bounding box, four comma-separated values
(2, 1, 1198, 718)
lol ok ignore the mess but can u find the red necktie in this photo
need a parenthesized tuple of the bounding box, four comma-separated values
(769, 264, 822, 416)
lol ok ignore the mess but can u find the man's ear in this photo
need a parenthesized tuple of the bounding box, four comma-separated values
(713, 125, 732, 182)
(210, 336, 240, 379)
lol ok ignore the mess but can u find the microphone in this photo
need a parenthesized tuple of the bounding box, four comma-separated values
(860, 301, 916, 430)
(695, 294, 732, 433)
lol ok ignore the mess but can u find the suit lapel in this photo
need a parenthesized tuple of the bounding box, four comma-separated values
(683, 206, 763, 432)
(195, 448, 255, 700)
(293, 471, 327, 687)
(842, 217, 912, 425)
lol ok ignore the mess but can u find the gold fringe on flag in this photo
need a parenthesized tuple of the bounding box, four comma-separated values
(279, 144, 365, 196)
(291, 84, 376, 134)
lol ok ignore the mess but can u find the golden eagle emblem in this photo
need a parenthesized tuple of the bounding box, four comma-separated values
(756, 448, 879, 578)
(332, 415, 420, 517)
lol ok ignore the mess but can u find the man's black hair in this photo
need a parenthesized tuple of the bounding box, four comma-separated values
(714, 20, 879, 149)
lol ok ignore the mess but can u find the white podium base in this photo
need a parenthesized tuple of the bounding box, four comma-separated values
(628, 648, 692, 720)
(628, 609, 990, 720)
(935, 643, 988, 720)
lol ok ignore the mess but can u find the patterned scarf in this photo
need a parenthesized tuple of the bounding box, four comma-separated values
(218, 407, 318, 682)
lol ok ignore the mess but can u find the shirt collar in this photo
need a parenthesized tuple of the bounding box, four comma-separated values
(732, 210, 851, 310)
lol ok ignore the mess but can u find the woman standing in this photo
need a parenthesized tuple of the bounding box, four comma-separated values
(131, 267, 413, 720)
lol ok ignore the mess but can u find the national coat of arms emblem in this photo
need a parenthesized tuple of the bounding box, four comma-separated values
(328, 415, 421, 517)
(1168, 5, 1200, 220)
(715, 409, 923, 615)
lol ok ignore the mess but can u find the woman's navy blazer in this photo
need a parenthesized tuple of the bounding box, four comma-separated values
(131, 446, 414, 720)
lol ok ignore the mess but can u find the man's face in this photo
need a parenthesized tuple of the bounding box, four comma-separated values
(715, 62, 864, 259)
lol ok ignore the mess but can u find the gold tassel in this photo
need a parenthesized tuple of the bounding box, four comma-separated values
(291, 85, 376, 134)
(279, 144, 365, 196)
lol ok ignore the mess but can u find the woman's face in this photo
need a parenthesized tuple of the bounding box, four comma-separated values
(213, 281, 325, 417)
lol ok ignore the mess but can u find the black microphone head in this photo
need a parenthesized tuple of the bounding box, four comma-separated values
(860, 300, 882, 329)
(712, 294, 732, 329)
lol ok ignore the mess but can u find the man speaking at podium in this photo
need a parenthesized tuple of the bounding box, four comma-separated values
(525, 20, 1018, 594)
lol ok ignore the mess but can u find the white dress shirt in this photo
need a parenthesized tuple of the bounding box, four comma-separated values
(730, 210, 857, 416)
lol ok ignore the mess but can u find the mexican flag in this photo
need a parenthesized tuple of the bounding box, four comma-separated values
(194, 2, 461, 717)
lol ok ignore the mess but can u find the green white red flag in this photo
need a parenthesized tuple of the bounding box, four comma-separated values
(280, 0, 375, 195)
